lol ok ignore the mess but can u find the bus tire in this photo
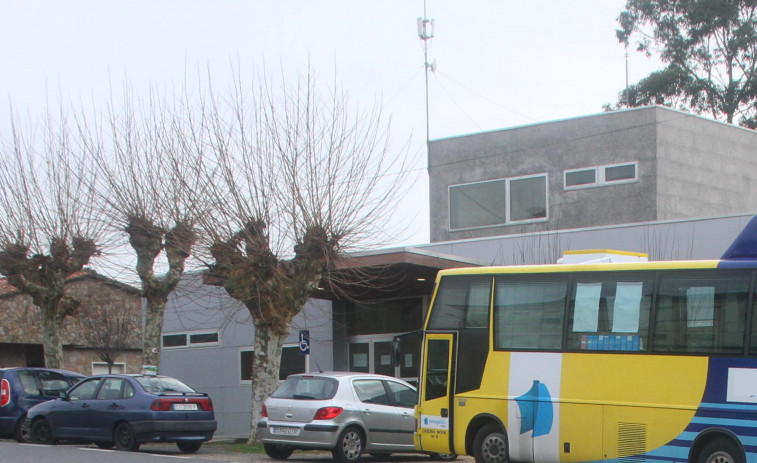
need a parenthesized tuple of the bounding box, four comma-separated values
(696, 438, 742, 463)
(473, 423, 508, 463)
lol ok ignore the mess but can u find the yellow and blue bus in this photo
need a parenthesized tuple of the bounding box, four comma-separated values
(415, 217, 757, 463)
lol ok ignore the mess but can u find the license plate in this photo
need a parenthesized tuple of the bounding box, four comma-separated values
(271, 426, 300, 436)
(172, 403, 198, 411)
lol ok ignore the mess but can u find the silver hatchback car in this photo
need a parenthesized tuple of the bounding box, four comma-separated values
(258, 372, 454, 463)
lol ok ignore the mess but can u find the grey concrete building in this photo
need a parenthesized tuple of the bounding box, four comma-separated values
(429, 106, 757, 243)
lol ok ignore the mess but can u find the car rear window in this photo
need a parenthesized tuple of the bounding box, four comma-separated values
(271, 376, 338, 400)
(135, 376, 195, 393)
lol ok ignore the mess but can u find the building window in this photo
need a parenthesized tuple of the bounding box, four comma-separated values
(92, 362, 126, 375)
(189, 332, 219, 344)
(564, 162, 637, 190)
(240, 349, 253, 382)
(240, 345, 306, 383)
(162, 334, 187, 348)
(279, 346, 306, 380)
(509, 175, 547, 222)
(162, 330, 219, 349)
(449, 174, 548, 230)
(565, 169, 596, 187)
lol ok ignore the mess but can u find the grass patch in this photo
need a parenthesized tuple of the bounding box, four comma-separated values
(205, 440, 265, 454)
(228, 442, 265, 453)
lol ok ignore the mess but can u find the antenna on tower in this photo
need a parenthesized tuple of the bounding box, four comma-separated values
(624, 43, 630, 107)
(417, 1, 435, 173)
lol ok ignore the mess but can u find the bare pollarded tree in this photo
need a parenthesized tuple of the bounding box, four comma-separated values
(198, 68, 411, 443)
(79, 85, 212, 369)
(0, 105, 104, 369)
(76, 299, 139, 373)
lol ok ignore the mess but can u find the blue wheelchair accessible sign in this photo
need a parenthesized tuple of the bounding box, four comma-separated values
(299, 330, 310, 355)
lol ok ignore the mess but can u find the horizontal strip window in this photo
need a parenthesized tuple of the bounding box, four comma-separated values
(431, 268, 756, 356)
(449, 174, 548, 231)
(162, 331, 219, 349)
(564, 162, 637, 190)
(240, 345, 306, 383)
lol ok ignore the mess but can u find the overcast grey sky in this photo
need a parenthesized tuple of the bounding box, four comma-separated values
(0, 1, 662, 252)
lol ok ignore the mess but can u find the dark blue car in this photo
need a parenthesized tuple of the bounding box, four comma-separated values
(26, 374, 216, 453)
(0, 367, 84, 442)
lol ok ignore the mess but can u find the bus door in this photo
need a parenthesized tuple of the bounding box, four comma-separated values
(417, 332, 456, 455)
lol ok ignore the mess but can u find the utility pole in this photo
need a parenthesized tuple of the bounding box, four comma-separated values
(417, 1, 434, 172)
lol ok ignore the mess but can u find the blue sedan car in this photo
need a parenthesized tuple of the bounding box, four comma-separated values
(26, 374, 216, 453)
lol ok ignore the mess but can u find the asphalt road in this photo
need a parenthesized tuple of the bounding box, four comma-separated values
(0, 439, 471, 463)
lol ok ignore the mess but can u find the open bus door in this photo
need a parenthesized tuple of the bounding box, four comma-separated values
(416, 332, 456, 455)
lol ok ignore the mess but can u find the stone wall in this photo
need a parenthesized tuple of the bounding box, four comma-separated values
(0, 274, 142, 374)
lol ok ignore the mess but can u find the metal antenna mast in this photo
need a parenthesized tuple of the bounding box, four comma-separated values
(417, 1, 435, 171)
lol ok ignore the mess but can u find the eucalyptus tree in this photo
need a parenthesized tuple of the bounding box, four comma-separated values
(198, 69, 410, 443)
(0, 107, 104, 369)
(612, 0, 757, 127)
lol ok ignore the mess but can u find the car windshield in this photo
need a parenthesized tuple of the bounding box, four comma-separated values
(271, 376, 338, 400)
(135, 376, 195, 393)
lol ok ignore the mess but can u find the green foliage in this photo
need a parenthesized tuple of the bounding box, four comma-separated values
(612, 0, 757, 127)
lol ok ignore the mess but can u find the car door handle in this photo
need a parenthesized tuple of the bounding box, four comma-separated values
(81, 403, 90, 408)
(109, 403, 119, 409)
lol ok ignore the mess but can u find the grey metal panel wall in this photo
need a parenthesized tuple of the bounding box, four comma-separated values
(160, 272, 333, 438)
(419, 214, 754, 266)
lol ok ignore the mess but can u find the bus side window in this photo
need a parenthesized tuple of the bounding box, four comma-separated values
(427, 276, 492, 330)
(494, 277, 567, 350)
(655, 272, 748, 354)
(567, 275, 652, 352)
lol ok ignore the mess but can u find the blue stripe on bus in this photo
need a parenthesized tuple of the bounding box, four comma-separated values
(691, 416, 757, 429)
(700, 403, 757, 413)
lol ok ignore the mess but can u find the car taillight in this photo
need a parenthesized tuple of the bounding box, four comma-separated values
(262, 403, 268, 418)
(313, 407, 343, 420)
(150, 397, 214, 411)
(0, 379, 10, 407)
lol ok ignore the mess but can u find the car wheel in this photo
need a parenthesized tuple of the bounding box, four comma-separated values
(332, 426, 364, 463)
(264, 443, 295, 459)
(431, 453, 458, 461)
(95, 441, 115, 449)
(114, 422, 140, 451)
(177, 441, 203, 453)
(30, 419, 54, 445)
(14, 415, 31, 443)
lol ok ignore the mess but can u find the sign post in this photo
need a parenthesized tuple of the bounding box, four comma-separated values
(299, 330, 310, 373)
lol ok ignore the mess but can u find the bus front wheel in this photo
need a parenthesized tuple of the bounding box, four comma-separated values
(473, 423, 508, 463)
(696, 438, 742, 463)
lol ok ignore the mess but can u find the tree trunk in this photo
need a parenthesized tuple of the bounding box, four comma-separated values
(142, 297, 167, 369)
(248, 324, 286, 445)
(41, 305, 63, 369)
